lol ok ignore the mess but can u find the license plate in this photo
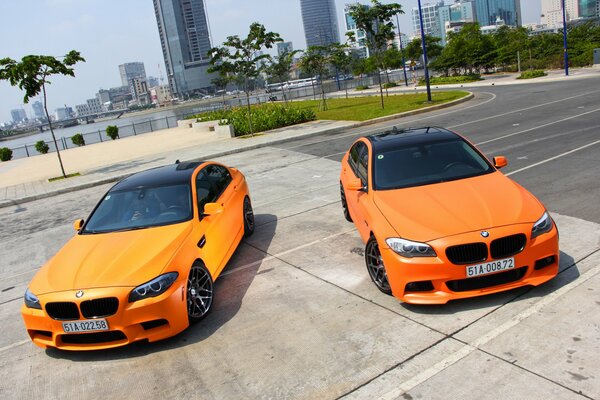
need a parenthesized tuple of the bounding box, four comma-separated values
(62, 319, 109, 333)
(466, 257, 515, 278)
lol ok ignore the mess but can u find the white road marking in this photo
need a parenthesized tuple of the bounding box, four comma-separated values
(376, 260, 600, 400)
(253, 183, 338, 208)
(285, 92, 497, 150)
(476, 107, 600, 146)
(506, 139, 600, 176)
(449, 89, 600, 129)
(0, 339, 30, 354)
(222, 229, 355, 277)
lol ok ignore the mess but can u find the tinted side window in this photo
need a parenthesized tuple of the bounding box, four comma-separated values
(205, 164, 232, 197)
(348, 143, 360, 171)
(356, 144, 368, 184)
(196, 169, 216, 212)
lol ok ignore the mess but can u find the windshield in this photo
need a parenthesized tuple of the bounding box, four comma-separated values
(373, 138, 493, 190)
(83, 183, 193, 233)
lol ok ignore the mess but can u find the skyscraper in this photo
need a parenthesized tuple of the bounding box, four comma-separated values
(473, 0, 522, 26)
(277, 42, 294, 56)
(10, 108, 27, 124)
(153, 0, 215, 98)
(31, 101, 45, 119)
(118, 62, 147, 88)
(579, 0, 598, 17)
(300, 0, 340, 48)
(541, 0, 578, 28)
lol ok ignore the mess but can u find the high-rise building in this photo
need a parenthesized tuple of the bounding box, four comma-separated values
(300, 0, 340, 48)
(412, 2, 444, 37)
(119, 62, 147, 88)
(153, 0, 215, 98)
(473, 0, 522, 27)
(10, 108, 27, 123)
(541, 0, 578, 28)
(277, 42, 294, 56)
(345, 3, 371, 58)
(31, 101, 45, 119)
(438, 1, 476, 44)
(579, 0, 598, 17)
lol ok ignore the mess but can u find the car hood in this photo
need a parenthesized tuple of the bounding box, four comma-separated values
(30, 222, 193, 295)
(374, 172, 544, 242)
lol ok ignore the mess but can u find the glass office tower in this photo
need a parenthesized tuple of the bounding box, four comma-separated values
(300, 0, 340, 48)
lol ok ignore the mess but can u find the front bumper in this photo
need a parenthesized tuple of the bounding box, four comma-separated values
(21, 281, 189, 350)
(382, 223, 560, 304)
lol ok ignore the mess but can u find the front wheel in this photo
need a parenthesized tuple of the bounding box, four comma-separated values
(243, 196, 255, 237)
(365, 236, 392, 295)
(187, 262, 214, 323)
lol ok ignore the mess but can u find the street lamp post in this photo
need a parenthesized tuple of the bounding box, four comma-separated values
(561, 0, 569, 76)
(417, 0, 432, 101)
(395, 13, 409, 87)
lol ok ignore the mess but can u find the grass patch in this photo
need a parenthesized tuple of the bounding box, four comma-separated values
(295, 91, 468, 121)
(517, 70, 546, 79)
(355, 85, 370, 91)
(419, 75, 482, 86)
(48, 172, 80, 182)
(237, 133, 265, 139)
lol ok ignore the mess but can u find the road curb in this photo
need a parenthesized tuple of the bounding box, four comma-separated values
(0, 92, 473, 208)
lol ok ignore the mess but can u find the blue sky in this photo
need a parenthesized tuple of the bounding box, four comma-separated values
(0, 0, 541, 123)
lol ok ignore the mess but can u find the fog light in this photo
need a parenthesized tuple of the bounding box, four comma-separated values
(405, 281, 434, 292)
(534, 255, 556, 270)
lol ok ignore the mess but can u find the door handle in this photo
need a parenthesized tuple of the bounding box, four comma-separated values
(197, 235, 206, 248)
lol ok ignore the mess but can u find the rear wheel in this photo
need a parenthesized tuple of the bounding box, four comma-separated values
(187, 262, 214, 323)
(243, 196, 255, 237)
(365, 236, 392, 295)
(340, 182, 352, 222)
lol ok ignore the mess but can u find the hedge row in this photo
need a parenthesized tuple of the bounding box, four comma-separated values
(190, 104, 316, 136)
(517, 70, 547, 80)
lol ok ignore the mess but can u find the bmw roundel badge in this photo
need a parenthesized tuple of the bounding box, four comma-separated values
(481, 231, 490, 238)
(75, 290, 84, 298)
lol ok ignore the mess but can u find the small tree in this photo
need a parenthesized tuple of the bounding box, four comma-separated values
(35, 140, 50, 154)
(346, 0, 403, 109)
(208, 23, 282, 135)
(71, 133, 85, 146)
(106, 125, 119, 140)
(299, 46, 332, 111)
(0, 50, 85, 177)
(0, 147, 12, 162)
(265, 49, 301, 103)
(329, 44, 353, 99)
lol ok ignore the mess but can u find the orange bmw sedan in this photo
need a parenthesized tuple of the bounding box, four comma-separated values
(22, 161, 254, 350)
(340, 127, 559, 304)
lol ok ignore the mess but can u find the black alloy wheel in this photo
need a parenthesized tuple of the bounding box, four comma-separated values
(243, 196, 255, 237)
(365, 236, 392, 295)
(340, 182, 353, 222)
(187, 262, 214, 323)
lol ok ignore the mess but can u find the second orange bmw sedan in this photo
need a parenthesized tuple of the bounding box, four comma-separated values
(22, 161, 254, 350)
(340, 127, 559, 304)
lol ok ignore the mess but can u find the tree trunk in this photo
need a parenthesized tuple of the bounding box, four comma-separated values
(320, 78, 328, 111)
(42, 83, 66, 178)
(377, 70, 385, 109)
(244, 77, 254, 136)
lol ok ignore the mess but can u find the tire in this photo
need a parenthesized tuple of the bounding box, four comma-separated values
(186, 261, 214, 323)
(243, 196, 255, 237)
(340, 182, 353, 222)
(365, 236, 392, 295)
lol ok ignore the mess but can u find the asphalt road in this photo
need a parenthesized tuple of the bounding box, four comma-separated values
(0, 78, 599, 399)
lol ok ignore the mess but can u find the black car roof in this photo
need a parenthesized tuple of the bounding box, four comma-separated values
(366, 127, 459, 151)
(111, 161, 204, 191)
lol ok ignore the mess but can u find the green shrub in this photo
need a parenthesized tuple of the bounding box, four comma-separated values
(71, 133, 85, 146)
(35, 140, 50, 154)
(517, 70, 546, 79)
(419, 74, 482, 86)
(355, 85, 369, 91)
(0, 147, 13, 162)
(189, 104, 316, 136)
(383, 82, 397, 88)
(106, 125, 119, 140)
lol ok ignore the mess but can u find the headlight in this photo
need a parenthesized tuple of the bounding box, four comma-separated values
(386, 238, 437, 258)
(129, 272, 179, 303)
(24, 288, 42, 309)
(531, 211, 553, 239)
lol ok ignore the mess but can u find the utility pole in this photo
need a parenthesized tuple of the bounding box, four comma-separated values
(417, 0, 432, 102)
(562, 0, 569, 76)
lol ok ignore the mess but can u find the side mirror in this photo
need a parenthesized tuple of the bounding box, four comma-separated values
(494, 156, 508, 169)
(347, 177, 365, 192)
(73, 219, 84, 232)
(203, 202, 224, 216)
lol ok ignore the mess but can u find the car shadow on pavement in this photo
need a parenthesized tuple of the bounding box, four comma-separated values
(45, 213, 278, 361)
(401, 251, 579, 315)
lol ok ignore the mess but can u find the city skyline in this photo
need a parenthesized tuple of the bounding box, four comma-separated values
(0, 0, 542, 123)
